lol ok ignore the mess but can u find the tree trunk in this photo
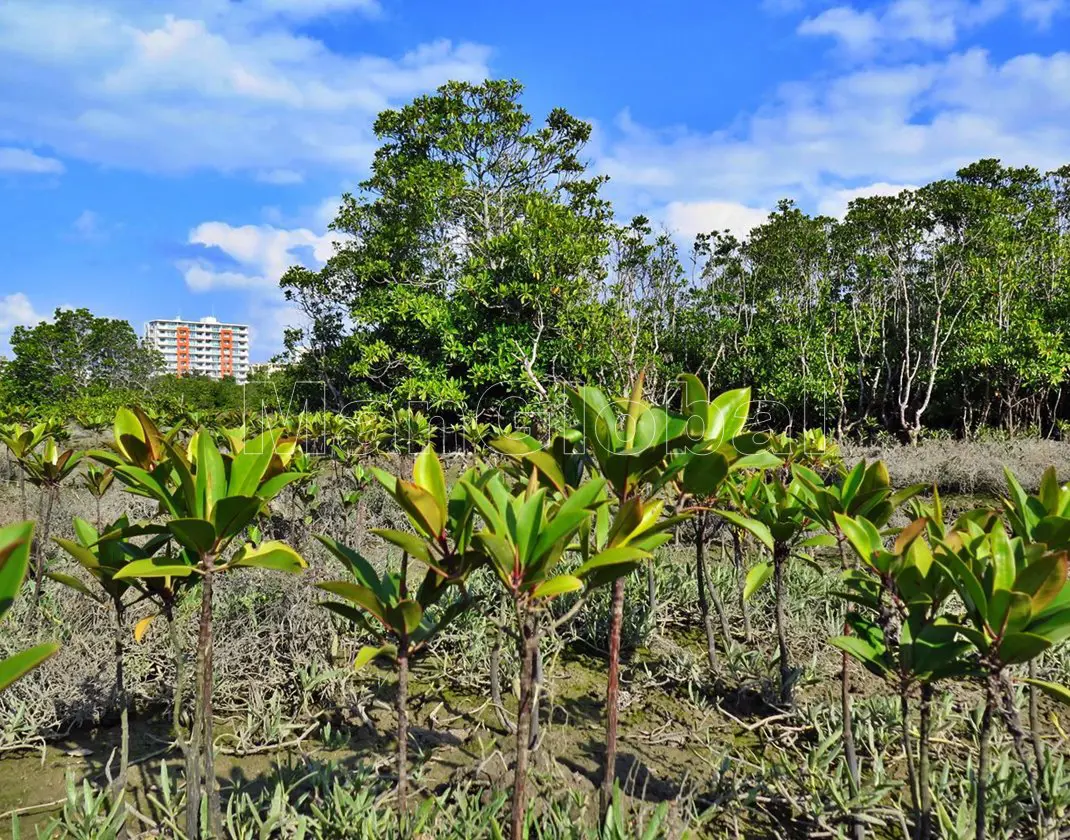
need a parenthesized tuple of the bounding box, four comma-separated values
(529, 641, 542, 749)
(733, 530, 751, 642)
(1028, 659, 1045, 779)
(711, 538, 733, 642)
(601, 575, 626, 811)
(998, 673, 1043, 835)
(837, 537, 863, 840)
(976, 680, 995, 840)
(773, 541, 792, 706)
(397, 643, 409, 822)
(511, 618, 538, 840)
(918, 682, 933, 840)
(645, 562, 657, 630)
(843, 647, 863, 840)
(900, 682, 920, 835)
(490, 620, 516, 734)
(113, 597, 129, 839)
(695, 515, 719, 673)
(192, 568, 220, 839)
(32, 485, 55, 606)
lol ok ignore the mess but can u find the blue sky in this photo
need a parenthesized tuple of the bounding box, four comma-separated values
(1, 0, 1068, 361)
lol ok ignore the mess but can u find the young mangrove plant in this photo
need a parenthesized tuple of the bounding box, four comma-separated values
(0, 422, 49, 520)
(0, 521, 59, 691)
(317, 447, 483, 820)
(52, 515, 171, 804)
(794, 459, 923, 838)
(1002, 465, 1070, 779)
(834, 508, 967, 840)
(463, 469, 650, 839)
(932, 517, 1070, 840)
(725, 467, 821, 707)
(82, 463, 115, 530)
(22, 436, 83, 605)
(100, 407, 307, 838)
(670, 375, 774, 674)
(566, 372, 689, 808)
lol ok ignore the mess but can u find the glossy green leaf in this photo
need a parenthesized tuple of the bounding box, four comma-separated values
(230, 541, 307, 574)
(743, 561, 773, 600)
(532, 574, 584, 600)
(0, 643, 60, 692)
(167, 518, 217, 556)
(113, 558, 197, 580)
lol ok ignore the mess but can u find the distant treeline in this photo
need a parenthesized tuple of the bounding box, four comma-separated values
(277, 82, 1070, 442)
(6, 82, 1070, 442)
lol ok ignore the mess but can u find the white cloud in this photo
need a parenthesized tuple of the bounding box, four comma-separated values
(0, 292, 44, 352)
(73, 209, 101, 238)
(798, 7, 882, 51)
(664, 200, 770, 241)
(816, 182, 918, 217)
(799, 0, 1066, 52)
(182, 216, 344, 354)
(600, 47, 1070, 226)
(0, 2, 491, 176)
(248, 0, 381, 19)
(256, 169, 304, 185)
(0, 146, 64, 173)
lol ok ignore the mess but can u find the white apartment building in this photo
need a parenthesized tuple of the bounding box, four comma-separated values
(144, 317, 250, 382)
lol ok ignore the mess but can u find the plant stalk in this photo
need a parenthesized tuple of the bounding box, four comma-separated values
(695, 513, 719, 673)
(397, 641, 409, 822)
(511, 615, 538, 840)
(773, 541, 792, 706)
(976, 678, 995, 840)
(601, 575, 626, 811)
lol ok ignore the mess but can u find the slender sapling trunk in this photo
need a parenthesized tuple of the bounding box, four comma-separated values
(772, 541, 792, 706)
(976, 679, 996, 840)
(695, 514, 719, 673)
(397, 641, 409, 821)
(601, 575, 626, 811)
(733, 530, 751, 642)
(511, 615, 539, 840)
(918, 682, 933, 840)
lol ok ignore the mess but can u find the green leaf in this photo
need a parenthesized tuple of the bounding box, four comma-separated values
(317, 581, 386, 624)
(835, 513, 881, 565)
(529, 478, 606, 561)
(230, 541, 307, 574)
(682, 450, 729, 498)
(0, 521, 33, 617)
(829, 635, 889, 677)
(167, 519, 217, 556)
(412, 447, 448, 516)
(45, 572, 101, 600)
(370, 529, 432, 565)
(113, 558, 197, 580)
(0, 643, 60, 692)
(997, 632, 1051, 665)
(314, 534, 383, 592)
(396, 480, 445, 538)
(353, 644, 397, 670)
(1021, 678, 1070, 707)
(532, 575, 584, 600)
(743, 562, 773, 601)
(387, 600, 423, 636)
(212, 496, 262, 541)
(707, 387, 750, 446)
(1014, 552, 1068, 615)
(52, 537, 100, 572)
(717, 510, 774, 552)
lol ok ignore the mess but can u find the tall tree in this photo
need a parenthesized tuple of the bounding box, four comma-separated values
(282, 79, 616, 423)
(5, 308, 161, 404)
